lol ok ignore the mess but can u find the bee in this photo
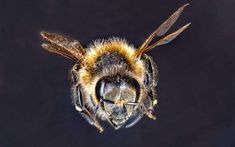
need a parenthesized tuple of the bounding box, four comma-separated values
(40, 4, 190, 132)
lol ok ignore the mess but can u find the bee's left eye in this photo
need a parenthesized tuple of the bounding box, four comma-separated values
(96, 81, 120, 102)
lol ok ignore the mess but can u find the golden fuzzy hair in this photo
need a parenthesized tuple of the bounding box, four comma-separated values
(79, 38, 145, 87)
(78, 38, 146, 106)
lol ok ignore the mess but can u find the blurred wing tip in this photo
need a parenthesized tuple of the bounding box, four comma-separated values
(40, 31, 46, 36)
(40, 31, 50, 39)
(183, 22, 192, 29)
(183, 3, 190, 7)
(41, 43, 47, 47)
(41, 43, 49, 49)
(177, 3, 190, 13)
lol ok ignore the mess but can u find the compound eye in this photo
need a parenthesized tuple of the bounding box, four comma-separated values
(121, 87, 136, 103)
(96, 79, 113, 103)
(102, 84, 119, 102)
(95, 79, 117, 103)
(95, 76, 140, 103)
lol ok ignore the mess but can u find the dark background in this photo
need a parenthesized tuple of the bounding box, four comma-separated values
(0, 0, 235, 146)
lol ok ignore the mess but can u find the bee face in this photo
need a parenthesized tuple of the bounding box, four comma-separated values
(71, 43, 157, 131)
(40, 4, 190, 132)
(96, 75, 140, 128)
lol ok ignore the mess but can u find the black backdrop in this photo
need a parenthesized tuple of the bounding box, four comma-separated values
(1, 0, 235, 146)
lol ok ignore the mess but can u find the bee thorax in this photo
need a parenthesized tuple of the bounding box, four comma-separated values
(94, 52, 130, 73)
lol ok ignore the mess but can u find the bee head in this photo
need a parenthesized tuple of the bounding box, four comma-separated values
(95, 74, 141, 128)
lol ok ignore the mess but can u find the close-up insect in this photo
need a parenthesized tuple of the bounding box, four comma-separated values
(40, 4, 190, 132)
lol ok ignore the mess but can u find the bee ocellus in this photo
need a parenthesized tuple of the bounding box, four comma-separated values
(40, 4, 190, 132)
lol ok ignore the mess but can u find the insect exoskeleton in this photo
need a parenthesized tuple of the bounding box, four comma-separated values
(40, 3, 190, 132)
(73, 38, 158, 130)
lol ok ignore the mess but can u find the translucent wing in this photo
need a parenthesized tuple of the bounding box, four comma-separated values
(135, 3, 190, 57)
(145, 23, 191, 51)
(40, 31, 85, 61)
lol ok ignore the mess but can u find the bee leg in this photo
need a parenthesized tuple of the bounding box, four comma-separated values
(129, 99, 156, 121)
(106, 117, 123, 130)
(141, 54, 158, 87)
(77, 105, 104, 133)
(148, 90, 158, 107)
(124, 102, 155, 128)
(125, 111, 144, 128)
(70, 64, 83, 111)
(142, 90, 157, 119)
(98, 100, 123, 130)
(141, 54, 158, 118)
(142, 102, 157, 120)
(70, 66, 104, 132)
(73, 85, 104, 132)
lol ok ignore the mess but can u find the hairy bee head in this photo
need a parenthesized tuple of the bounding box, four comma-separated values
(77, 39, 148, 129)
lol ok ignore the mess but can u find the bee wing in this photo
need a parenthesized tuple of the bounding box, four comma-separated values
(40, 31, 85, 61)
(41, 43, 77, 60)
(145, 23, 191, 51)
(135, 3, 190, 57)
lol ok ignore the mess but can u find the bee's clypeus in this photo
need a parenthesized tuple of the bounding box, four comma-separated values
(40, 4, 190, 132)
